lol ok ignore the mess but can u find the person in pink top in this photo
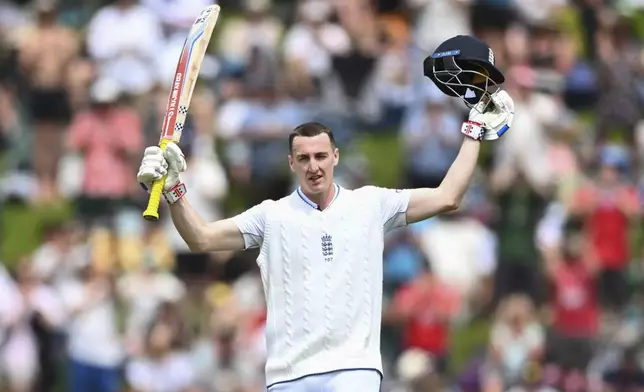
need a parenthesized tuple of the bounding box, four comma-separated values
(66, 77, 143, 225)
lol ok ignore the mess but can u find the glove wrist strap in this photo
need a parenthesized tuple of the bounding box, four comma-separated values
(461, 120, 484, 140)
(163, 182, 187, 204)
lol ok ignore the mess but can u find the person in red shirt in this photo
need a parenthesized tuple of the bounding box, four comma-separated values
(568, 145, 640, 314)
(383, 266, 461, 375)
(542, 218, 600, 390)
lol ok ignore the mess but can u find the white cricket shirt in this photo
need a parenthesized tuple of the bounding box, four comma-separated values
(232, 184, 411, 387)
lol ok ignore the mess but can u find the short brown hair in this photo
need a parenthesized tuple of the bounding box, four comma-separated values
(288, 122, 336, 152)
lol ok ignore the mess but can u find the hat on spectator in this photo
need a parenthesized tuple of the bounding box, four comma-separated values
(599, 144, 629, 170)
(396, 349, 435, 382)
(424, 35, 505, 111)
(90, 77, 122, 104)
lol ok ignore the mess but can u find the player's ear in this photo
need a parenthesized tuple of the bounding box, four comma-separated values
(288, 154, 295, 172)
(333, 148, 339, 167)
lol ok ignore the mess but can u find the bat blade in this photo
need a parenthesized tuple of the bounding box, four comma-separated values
(143, 4, 220, 221)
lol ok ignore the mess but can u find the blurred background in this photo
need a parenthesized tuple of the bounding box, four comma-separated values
(1, 0, 644, 391)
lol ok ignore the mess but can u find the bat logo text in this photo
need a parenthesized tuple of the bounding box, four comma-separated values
(167, 72, 182, 119)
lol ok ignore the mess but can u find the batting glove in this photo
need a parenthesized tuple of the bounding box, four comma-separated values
(461, 89, 515, 141)
(137, 142, 187, 203)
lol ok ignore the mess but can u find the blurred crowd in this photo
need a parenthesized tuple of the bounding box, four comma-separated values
(1, 0, 644, 391)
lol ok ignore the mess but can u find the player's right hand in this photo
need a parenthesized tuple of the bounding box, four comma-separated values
(137, 142, 187, 192)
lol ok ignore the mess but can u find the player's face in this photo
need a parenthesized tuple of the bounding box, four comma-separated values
(288, 134, 339, 194)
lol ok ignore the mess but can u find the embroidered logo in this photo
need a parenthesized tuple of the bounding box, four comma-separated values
(321, 234, 334, 262)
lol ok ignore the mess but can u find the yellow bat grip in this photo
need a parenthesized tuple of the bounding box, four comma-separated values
(142, 139, 170, 221)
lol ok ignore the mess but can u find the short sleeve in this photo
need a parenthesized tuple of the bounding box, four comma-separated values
(231, 201, 272, 250)
(365, 186, 411, 233)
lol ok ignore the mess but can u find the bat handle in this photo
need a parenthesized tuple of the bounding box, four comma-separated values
(142, 139, 170, 221)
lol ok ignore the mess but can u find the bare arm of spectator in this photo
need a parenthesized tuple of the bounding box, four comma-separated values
(383, 284, 417, 324)
(616, 186, 641, 217)
(566, 185, 597, 216)
(541, 242, 562, 280)
(489, 157, 518, 194)
(66, 112, 91, 154)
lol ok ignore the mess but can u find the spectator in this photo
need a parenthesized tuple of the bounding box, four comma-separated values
(10, 0, 80, 202)
(384, 265, 461, 377)
(414, 199, 497, 321)
(86, 0, 164, 112)
(567, 144, 640, 317)
(66, 77, 144, 228)
(59, 264, 123, 392)
(282, 0, 351, 97)
(215, 0, 284, 74)
(482, 294, 545, 392)
(117, 257, 186, 357)
(125, 303, 197, 392)
(192, 283, 265, 392)
(541, 217, 600, 391)
(382, 227, 426, 297)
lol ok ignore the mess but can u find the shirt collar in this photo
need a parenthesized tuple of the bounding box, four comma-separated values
(296, 183, 341, 211)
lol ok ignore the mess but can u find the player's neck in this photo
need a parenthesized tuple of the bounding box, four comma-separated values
(302, 183, 337, 211)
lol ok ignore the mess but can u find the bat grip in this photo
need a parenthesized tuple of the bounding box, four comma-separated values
(142, 139, 170, 221)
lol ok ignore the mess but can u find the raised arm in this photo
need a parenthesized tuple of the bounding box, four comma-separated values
(168, 199, 244, 252)
(137, 142, 252, 252)
(407, 138, 480, 223)
(406, 90, 515, 224)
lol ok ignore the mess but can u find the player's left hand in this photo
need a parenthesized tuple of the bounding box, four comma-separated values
(461, 89, 514, 141)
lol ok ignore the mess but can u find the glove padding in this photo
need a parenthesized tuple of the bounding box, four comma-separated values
(468, 89, 515, 141)
(137, 142, 187, 192)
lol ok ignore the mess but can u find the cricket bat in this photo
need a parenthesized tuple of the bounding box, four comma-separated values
(143, 4, 220, 221)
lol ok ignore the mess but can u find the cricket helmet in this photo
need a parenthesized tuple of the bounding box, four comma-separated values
(424, 35, 505, 110)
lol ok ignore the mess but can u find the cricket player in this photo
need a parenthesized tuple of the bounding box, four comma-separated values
(137, 35, 514, 391)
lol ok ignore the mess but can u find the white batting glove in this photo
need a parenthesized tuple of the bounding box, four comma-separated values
(461, 89, 515, 141)
(137, 142, 187, 203)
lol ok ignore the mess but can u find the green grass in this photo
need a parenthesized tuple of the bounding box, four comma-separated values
(449, 318, 492, 375)
(356, 132, 403, 188)
(1, 200, 73, 268)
